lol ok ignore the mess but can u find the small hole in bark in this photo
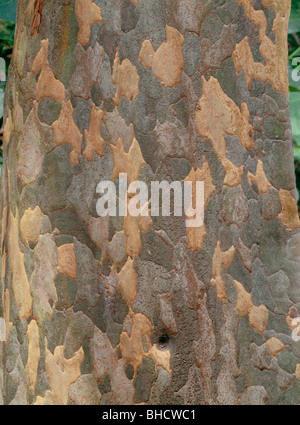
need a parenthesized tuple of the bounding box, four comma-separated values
(157, 333, 170, 349)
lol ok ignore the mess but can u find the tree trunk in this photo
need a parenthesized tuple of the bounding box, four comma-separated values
(0, 0, 299, 405)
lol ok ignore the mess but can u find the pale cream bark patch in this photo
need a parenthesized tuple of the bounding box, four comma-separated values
(18, 105, 44, 186)
(4, 289, 12, 343)
(27, 320, 40, 393)
(35, 344, 84, 405)
(20, 206, 43, 245)
(8, 209, 32, 320)
(3, 109, 13, 145)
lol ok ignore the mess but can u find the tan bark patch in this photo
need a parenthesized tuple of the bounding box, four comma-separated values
(247, 160, 272, 195)
(286, 308, 300, 332)
(139, 26, 184, 88)
(235, 238, 252, 273)
(4, 289, 12, 343)
(10, 94, 24, 135)
(232, 0, 290, 95)
(1, 201, 7, 251)
(112, 49, 140, 106)
(120, 312, 171, 378)
(117, 257, 137, 306)
(32, 39, 65, 103)
(3, 109, 13, 145)
(195, 77, 253, 187)
(90, 326, 135, 404)
(116, 256, 171, 378)
(124, 202, 152, 257)
(83, 105, 105, 161)
(147, 343, 171, 375)
(27, 320, 40, 392)
(30, 234, 58, 325)
(13, 26, 27, 77)
(249, 304, 269, 334)
(8, 209, 32, 320)
(110, 137, 145, 185)
(25, 0, 36, 21)
(87, 216, 109, 260)
(35, 344, 84, 405)
(278, 189, 300, 229)
(266, 337, 285, 357)
(57, 243, 77, 280)
(139, 40, 155, 69)
(103, 109, 135, 152)
(20, 206, 43, 245)
(108, 231, 127, 265)
(184, 157, 216, 251)
(211, 241, 235, 301)
(52, 100, 83, 166)
(233, 280, 253, 318)
(18, 106, 44, 186)
(69, 374, 102, 405)
(296, 364, 300, 380)
(75, 0, 102, 46)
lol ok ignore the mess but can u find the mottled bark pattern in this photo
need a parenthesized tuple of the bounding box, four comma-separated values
(0, 0, 300, 405)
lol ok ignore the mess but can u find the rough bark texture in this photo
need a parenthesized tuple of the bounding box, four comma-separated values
(0, 0, 300, 405)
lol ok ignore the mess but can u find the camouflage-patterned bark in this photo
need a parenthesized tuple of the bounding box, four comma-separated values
(0, 0, 299, 405)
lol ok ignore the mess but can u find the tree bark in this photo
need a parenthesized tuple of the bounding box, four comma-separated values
(0, 0, 299, 405)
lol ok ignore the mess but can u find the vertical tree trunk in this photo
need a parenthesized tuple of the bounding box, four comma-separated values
(0, 0, 299, 405)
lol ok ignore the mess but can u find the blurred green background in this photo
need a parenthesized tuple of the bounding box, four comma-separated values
(0, 0, 299, 211)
